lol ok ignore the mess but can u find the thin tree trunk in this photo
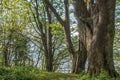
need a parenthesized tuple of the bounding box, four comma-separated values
(3, 32, 12, 67)
(3, 49, 8, 66)
(14, 48, 18, 66)
(46, 0, 54, 72)
(45, 54, 53, 72)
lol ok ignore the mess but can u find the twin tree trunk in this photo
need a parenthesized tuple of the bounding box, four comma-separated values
(88, 0, 118, 77)
(73, 0, 118, 77)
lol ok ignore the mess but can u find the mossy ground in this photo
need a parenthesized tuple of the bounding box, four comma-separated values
(0, 66, 120, 80)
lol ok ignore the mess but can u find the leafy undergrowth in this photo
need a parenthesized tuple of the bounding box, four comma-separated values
(0, 66, 120, 80)
(0, 66, 79, 80)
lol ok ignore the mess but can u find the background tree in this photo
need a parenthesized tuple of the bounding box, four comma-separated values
(0, 0, 30, 66)
(114, 0, 120, 72)
(27, 0, 68, 72)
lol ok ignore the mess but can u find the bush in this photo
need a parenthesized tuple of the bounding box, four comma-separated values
(0, 66, 34, 80)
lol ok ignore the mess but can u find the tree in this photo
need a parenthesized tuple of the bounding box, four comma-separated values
(45, 0, 118, 76)
(44, 0, 87, 73)
(72, 0, 118, 77)
(28, 0, 66, 72)
(87, 0, 118, 77)
(0, 0, 30, 66)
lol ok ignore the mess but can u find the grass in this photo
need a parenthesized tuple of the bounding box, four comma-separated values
(0, 66, 120, 80)
(0, 66, 79, 80)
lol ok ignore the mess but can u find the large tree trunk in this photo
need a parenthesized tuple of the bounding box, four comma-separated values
(88, 0, 118, 77)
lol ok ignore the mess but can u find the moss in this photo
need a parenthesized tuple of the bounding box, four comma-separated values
(0, 66, 119, 80)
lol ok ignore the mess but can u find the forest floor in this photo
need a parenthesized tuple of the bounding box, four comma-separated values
(0, 66, 120, 80)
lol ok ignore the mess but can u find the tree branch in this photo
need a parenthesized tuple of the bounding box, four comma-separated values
(44, 0, 65, 26)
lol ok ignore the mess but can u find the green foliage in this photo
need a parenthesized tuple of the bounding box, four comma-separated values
(0, 0, 119, 80)
(114, 0, 120, 72)
(80, 71, 120, 80)
(0, 66, 79, 80)
(0, 66, 34, 80)
(0, 67, 120, 80)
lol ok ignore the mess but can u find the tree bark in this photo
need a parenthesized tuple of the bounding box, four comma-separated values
(72, 39, 87, 73)
(72, 0, 118, 77)
(45, 54, 53, 72)
(72, 0, 90, 73)
(87, 0, 118, 77)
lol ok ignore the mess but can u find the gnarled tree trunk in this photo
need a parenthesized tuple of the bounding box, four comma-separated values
(87, 0, 118, 77)
(72, 0, 118, 77)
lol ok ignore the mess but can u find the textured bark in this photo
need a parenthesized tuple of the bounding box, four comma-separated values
(64, 0, 85, 73)
(72, 0, 90, 73)
(72, 0, 118, 77)
(72, 39, 87, 73)
(87, 0, 118, 77)
(43, 0, 118, 75)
